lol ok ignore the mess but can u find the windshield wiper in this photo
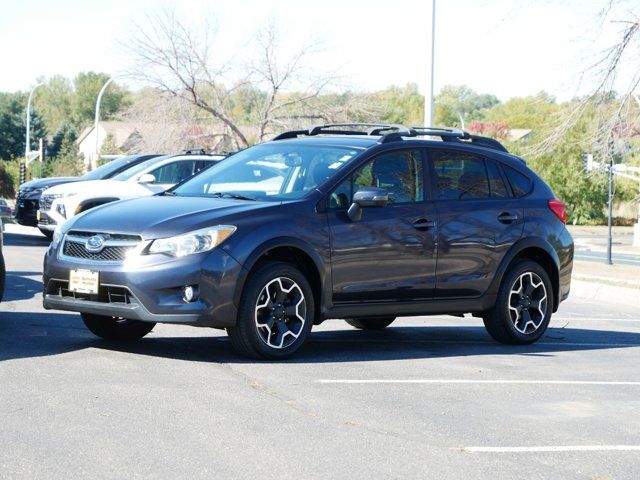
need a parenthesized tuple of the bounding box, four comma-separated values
(159, 191, 177, 196)
(211, 192, 256, 201)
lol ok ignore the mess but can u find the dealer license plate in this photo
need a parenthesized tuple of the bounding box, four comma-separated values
(69, 269, 99, 294)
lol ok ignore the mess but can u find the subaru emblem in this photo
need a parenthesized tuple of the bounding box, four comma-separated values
(85, 235, 106, 253)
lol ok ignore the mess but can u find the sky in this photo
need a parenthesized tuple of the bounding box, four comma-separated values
(0, 0, 634, 101)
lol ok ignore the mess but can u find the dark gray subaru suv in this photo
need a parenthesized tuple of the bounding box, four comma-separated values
(43, 124, 574, 359)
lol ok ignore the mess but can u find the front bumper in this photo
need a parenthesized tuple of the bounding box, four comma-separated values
(43, 243, 244, 327)
(14, 198, 39, 227)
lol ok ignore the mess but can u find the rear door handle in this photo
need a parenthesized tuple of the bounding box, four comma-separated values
(497, 212, 518, 224)
(412, 218, 436, 231)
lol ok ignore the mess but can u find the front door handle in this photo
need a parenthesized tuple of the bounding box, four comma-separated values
(412, 218, 436, 231)
(497, 212, 518, 224)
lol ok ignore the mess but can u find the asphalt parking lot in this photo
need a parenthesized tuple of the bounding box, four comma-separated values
(1, 226, 639, 480)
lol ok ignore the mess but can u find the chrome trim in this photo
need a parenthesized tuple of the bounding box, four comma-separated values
(58, 233, 148, 265)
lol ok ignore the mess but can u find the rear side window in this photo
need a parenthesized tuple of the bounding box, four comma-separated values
(432, 151, 490, 200)
(503, 166, 532, 197)
(486, 161, 509, 198)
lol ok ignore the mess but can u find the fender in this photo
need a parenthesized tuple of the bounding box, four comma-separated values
(486, 236, 560, 299)
(231, 236, 328, 308)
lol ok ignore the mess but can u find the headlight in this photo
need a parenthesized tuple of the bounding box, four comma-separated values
(52, 225, 63, 246)
(148, 226, 236, 257)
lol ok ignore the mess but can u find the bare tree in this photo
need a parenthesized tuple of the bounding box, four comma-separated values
(123, 7, 338, 148)
(531, 2, 640, 157)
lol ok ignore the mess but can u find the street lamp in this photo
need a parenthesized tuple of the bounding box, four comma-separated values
(93, 76, 117, 170)
(424, 0, 436, 127)
(25, 82, 43, 159)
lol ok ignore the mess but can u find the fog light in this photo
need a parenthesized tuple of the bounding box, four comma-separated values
(183, 285, 197, 303)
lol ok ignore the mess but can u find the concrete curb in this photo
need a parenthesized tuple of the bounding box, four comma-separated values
(570, 279, 640, 307)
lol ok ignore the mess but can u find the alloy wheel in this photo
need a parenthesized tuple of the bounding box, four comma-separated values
(254, 277, 307, 349)
(508, 271, 548, 334)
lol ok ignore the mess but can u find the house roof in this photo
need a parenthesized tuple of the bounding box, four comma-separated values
(76, 121, 139, 147)
(506, 128, 532, 142)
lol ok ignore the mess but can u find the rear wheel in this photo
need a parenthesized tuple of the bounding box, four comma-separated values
(483, 260, 553, 345)
(39, 228, 53, 240)
(346, 317, 395, 330)
(81, 313, 155, 341)
(227, 261, 314, 360)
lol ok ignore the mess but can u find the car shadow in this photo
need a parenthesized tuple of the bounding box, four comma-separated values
(2, 309, 640, 364)
(3, 230, 50, 248)
(3, 271, 43, 301)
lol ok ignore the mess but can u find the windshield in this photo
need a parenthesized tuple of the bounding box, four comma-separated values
(172, 144, 360, 200)
(82, 155, 149, 181)
(112, 155, 172, 181)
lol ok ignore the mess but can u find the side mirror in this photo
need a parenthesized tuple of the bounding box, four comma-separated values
(138, 173, 156, 185)
(347, 187, 389, 221)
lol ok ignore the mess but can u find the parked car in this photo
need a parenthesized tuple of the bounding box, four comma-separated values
(0, 199, 11, 218)
(43, 124, 574, 360)
(38, 152, 224, 235)
(15, 154, 162, 238)
(0, 226, 4, 303)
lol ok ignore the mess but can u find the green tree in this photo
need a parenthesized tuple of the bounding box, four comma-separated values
(72, 72, 130, 127)
(48, 127, 83, 177)
(34, 75, 75, 133)
(484, 92, 558, 129)
(0, 92, 47, 159)
(376, 83, 424, 125)
(434, 85, 499, 128)
(0, 161, 16, 197)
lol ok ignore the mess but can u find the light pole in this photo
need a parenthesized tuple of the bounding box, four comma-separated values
(25, 82, 43, 158)
(424, 0, 436, 127)
(93, 76, 116, 170)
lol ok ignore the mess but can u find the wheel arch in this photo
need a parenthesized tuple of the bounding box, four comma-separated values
(75, 197, 121, 214)
(233, 237, 326, 324)
(489, 238, 561, 312)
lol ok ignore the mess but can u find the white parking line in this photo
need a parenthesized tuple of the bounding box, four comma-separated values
(312, 338, 640, 348)
(461, 445, 640, 453)
(317, 379, 640, 385)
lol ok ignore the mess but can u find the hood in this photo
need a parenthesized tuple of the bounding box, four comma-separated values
(44, 179, 130, 196)
(66, 195, 279, 240)
(19, 177, 81, 192)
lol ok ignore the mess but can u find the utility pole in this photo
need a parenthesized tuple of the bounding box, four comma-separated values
(93, 76, 116, 170)
(22, 83, 43, 184)
(606, 137, 614, 265)
(424, 0, 436, 127)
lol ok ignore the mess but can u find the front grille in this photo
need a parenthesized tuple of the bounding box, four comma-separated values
(39, 195, 54, 210)
(60, 231, 142, 263)
(47, 280, 136, 305)
(63, 241, 134, 261)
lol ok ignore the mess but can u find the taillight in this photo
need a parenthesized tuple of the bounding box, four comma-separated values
(548, 199, 567, 224)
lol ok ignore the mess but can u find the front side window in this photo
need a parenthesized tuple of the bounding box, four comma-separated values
(432, 151, 490, 200)
(328, 150, 424, 208)
(173, 144, 360, 201)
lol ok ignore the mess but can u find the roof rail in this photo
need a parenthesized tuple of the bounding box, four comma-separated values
(272, 123, 413, 141)
(272, 123, 508, 153)
(183, 148, 208, 155)
(399, 126, 508, 152)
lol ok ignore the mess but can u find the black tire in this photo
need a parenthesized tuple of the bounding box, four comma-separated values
(0, 251, 5, 303)
(39, 228, 54, 240)
(227, 261, 314, 360)
(483, 260, 554, 345)
(345, 317, 395, 330)
(81, 313, 155, 341)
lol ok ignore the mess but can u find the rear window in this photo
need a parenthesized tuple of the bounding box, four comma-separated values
(503, 166, 532, 197)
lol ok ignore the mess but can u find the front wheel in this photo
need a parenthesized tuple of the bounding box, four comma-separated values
(346, 317, 395, 330)
(227, 261, 314, 360)
(81, 313, 155, 341)
(483, 260, 554, 345)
